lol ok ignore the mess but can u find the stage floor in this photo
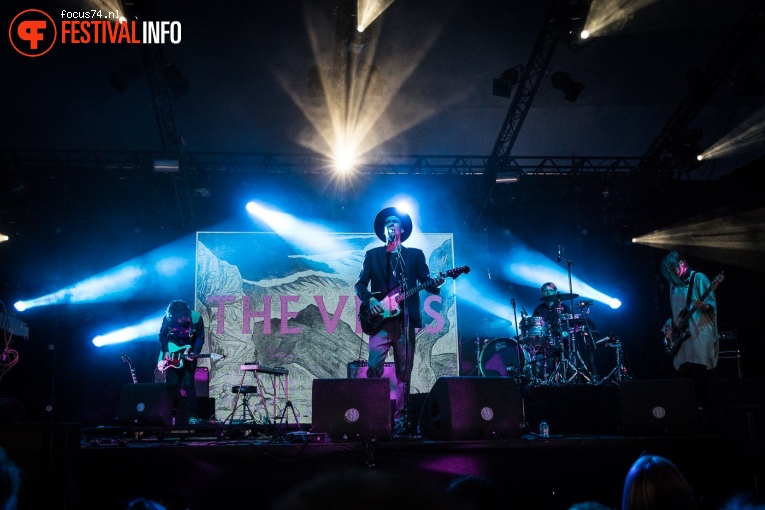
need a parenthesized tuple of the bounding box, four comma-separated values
(0, 412, 762, 510)
(1, 378, 763, 510)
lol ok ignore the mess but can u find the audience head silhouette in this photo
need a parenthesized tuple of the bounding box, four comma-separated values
(622, 454, 697, 510)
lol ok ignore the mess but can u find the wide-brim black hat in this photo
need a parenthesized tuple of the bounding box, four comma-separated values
(373, 206, 412, 243)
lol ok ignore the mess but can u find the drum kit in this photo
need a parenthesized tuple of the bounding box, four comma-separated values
(477, 293, 629, 386)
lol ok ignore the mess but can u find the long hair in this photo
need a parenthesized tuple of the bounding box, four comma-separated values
(660, 251, 687, 289)
(165, 300, 191, 321)
(622, 454, 697, 510)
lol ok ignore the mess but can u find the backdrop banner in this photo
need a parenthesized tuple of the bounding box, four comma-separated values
(195, 232, 460, 424)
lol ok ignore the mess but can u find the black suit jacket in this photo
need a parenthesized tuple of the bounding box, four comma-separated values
(354, 245, 439, 329)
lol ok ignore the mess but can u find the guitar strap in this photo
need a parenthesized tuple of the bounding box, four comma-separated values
(685, 272, 697, 309)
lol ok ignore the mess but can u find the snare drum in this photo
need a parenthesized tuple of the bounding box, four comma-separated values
(520, 316, 551, 346)
(479, 338, 532, 381)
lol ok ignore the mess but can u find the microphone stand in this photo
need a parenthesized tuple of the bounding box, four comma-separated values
(510, 298, 528, 433)
(558, 248, 594, 385)
(510, 298, 523, 385)
(393, 241, 413, 434)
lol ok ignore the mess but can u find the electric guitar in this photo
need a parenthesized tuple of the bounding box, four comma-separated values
(661, 271, 724, 357)
(358, 266, 470, 336)
(121, 353, 138, 384)
(157, 342, 227, 372)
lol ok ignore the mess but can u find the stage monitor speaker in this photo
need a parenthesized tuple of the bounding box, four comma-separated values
(347, 359, 397, 399)
(119, 383, 189, 426)
(419, 376, 524, 440)
(312, 378, 391, 441)
(620, 379, 699, 436)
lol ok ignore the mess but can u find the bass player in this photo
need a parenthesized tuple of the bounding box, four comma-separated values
(660, 251, 719, 425)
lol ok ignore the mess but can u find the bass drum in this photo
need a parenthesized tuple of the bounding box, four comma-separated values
(479, 338, 532, 381)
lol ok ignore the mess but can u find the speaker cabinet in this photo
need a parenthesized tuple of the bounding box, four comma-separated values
(196, 396, 216, 420)
(347, 360, 397, 399)
(419, 377, 524, 440)
(620, 379, 699, 436)
(118, 383, 189, 426)
(311, 378, 391, 441)
(195, 367, 210, 397)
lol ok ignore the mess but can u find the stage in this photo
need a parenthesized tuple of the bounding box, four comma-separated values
(1, 377, 763, 510)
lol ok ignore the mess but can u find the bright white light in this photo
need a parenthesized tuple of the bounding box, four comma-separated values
(92, 313, 164, 347)
(333, 148, 357, 173)
(609, 298, 622, 309)
(0, 234, 8, 243)
(580, 29, 590, 39)
(246, 201, 341, 253)
(155, 256, 188, 276)
(357, 24, 365, 33)
(697, 154, 704, 161)
(14, 301, 27, 312)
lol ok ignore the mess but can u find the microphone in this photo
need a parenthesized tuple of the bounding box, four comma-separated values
(387, 229, 395, 243)
(487, 268, 491, 280)
(557, 245, 562, 262)
(521, 306, 528, 316)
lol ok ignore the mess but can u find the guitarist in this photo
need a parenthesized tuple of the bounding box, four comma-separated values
(660, 251, 718, 423)
(354, 206, 444, 437)
(158, 299, 206, 425)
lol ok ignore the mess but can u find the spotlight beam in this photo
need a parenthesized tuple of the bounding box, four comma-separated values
(633, 207, 765, 271)
(699, 104, 765, 160)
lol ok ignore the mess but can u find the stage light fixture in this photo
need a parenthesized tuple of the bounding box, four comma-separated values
(492, 66, 521, 98)
(552, 0, 591, 49)
(551, 71, 585, 102)
(153, 159, 179, 172)
(670, 129, 704, 172)
(495, 171, 521, 183)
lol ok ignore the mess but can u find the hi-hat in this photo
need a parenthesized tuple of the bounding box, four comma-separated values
(540, 292, 579, 301)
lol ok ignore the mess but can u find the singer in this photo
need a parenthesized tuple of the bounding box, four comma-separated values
(354, 206, 444, 438)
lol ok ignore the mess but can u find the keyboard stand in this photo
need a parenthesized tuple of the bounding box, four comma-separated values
(239, 363, 289, 425)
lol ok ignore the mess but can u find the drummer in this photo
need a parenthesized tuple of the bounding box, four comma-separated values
(531, 282, 572, 336)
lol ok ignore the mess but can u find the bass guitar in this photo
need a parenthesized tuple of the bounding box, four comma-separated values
(121, 353, 138, 384)
(661, 271, 724, 357)
(157, 342, 227, 372)
(358, 266, 470, 336)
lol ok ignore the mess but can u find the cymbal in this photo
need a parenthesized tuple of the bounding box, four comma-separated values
(540, 292, 579, 301)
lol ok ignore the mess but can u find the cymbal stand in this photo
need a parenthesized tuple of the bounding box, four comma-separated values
(575, 301, 600, 383)
(553, 247, 594, 385)
(510, 298, 528, 432)
(598, 335, 631, 385)
(548, 335, 594, 385)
